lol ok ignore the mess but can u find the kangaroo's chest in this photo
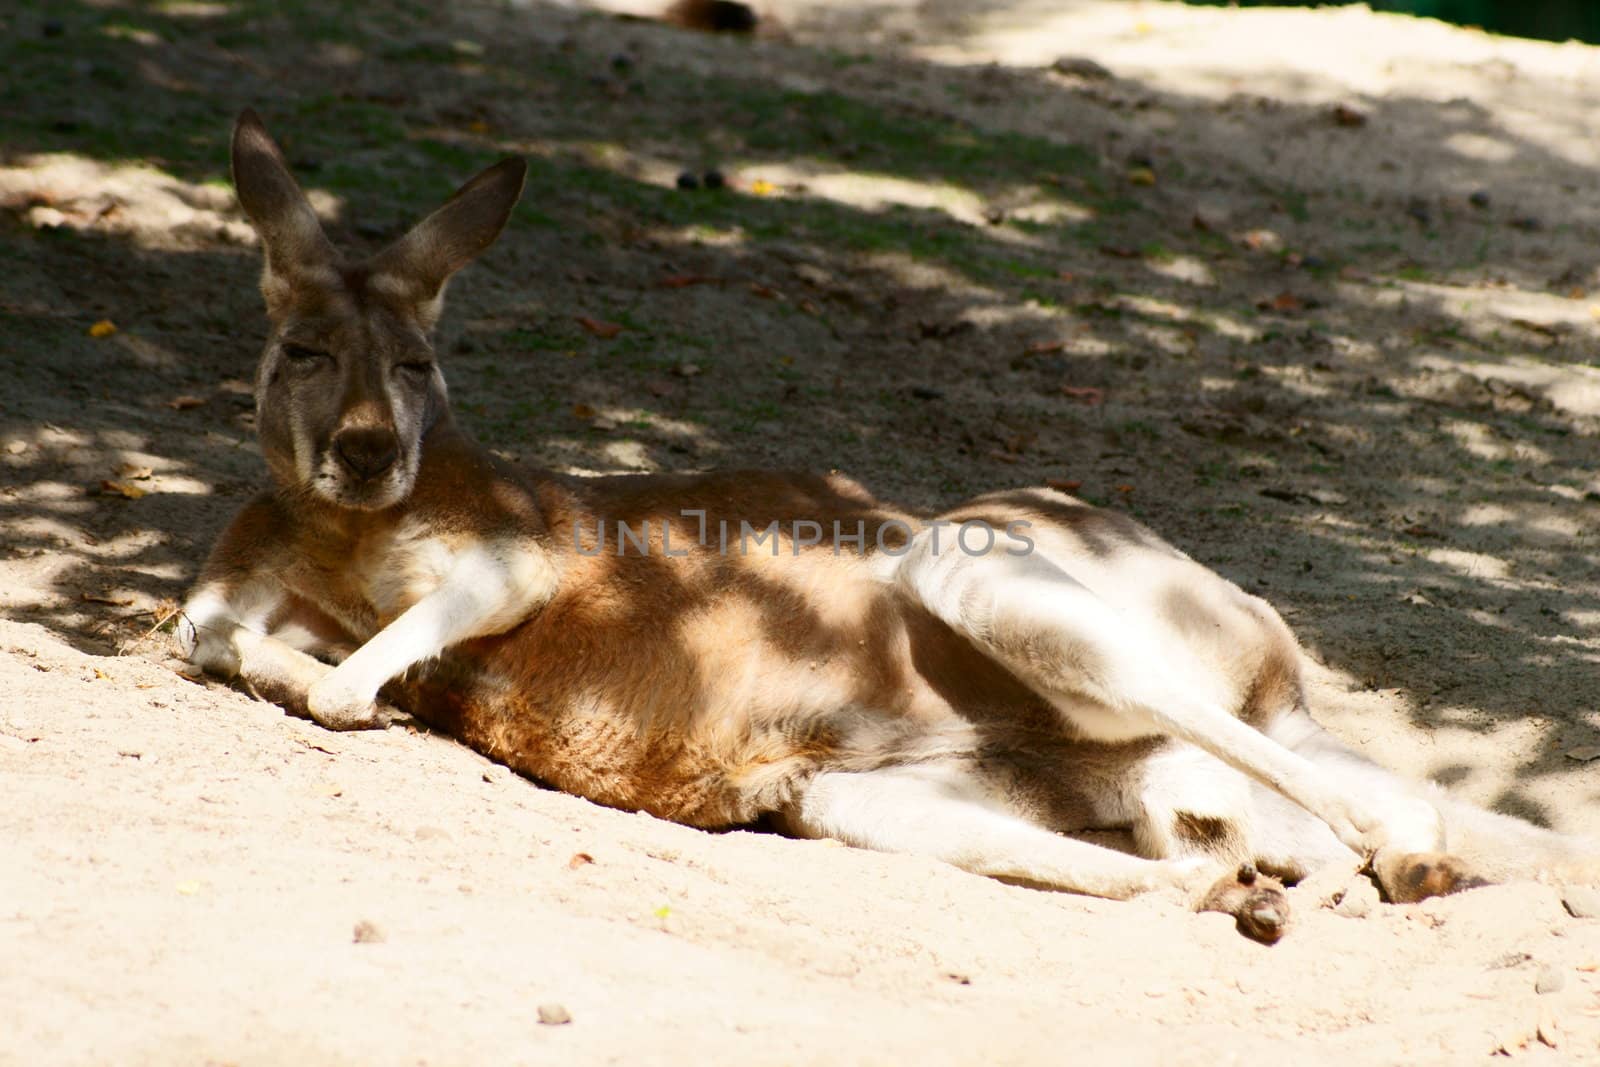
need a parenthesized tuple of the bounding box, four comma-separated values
(279, 521, 461, 640)
(350, 521, 458, 621)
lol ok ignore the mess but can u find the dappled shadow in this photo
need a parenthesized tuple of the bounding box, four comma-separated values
(2, 0, 1598, 822)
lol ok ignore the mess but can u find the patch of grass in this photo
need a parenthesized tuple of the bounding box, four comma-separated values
(504, 326, 576, 353)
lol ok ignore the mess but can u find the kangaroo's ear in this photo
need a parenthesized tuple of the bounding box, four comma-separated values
(368, 157, 527, 330)
(231, 109, 337, 310)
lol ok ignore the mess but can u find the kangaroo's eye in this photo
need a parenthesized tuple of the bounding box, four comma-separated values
(282, 344, 330, 364)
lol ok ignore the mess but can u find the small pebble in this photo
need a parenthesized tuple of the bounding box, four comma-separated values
(1562, 887, 1600, 919)
(1333, 878, 1379, 919)
(1469, 190, 1491, 209)
(1535, 964, 1565, 995)
(675, 171, 700, 191)
(703, 169, 725, 190)
(537, 1003, 573, 1025)
(352, 920, 385, 944)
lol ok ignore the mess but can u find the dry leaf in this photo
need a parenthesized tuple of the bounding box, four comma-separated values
(1046, 478, 1083, 493)
(1027, 340, 1066, 356)
(88, 319, 117, 338)
(1127, 166, 1156, 186)
(80, 593, 134, 607)
(576, 316, 623, 339)
(659, 274, 720, 289)
(1263, 291, 1303, 312)
(165, 395, 206, 411)
(749, 179, 776, 196)
(1056, 270, 1077, 282)
(1332, 104, 1367, 127)
(1510, 318, 1562, 338)
(644, 379, 676, 398)
(748, 282, 781, 300)
(99, 480, 146, 500)
(1060, 385, 1105, 405)
(571, 403, 597, 420)
(567, 851, 595, 869)
(1115, 484, 1135, 494)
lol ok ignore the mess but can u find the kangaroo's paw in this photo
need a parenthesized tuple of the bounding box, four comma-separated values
(176, 614, 242, 679)
(1196, 863, 1291, 944)
(1371, 849, 1490, 904)
(306, 673, 384, 731)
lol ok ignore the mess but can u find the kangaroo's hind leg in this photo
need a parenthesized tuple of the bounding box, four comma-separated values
(891, 522, 1447, 878)
(779, 762, 1288, 940)
(780, 763, 1202, 900)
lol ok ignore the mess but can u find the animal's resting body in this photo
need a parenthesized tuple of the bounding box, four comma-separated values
(180, 111, 1599, 943)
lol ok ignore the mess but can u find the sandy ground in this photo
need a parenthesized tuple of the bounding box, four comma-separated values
(4, 0, 1600, 1062)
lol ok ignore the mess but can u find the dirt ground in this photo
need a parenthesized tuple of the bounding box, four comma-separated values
(4, 0, 1600, 1062)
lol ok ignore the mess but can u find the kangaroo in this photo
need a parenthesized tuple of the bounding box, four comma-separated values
(179, 110, 1599, 944)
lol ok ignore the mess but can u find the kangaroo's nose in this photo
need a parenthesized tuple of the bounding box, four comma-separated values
(333, 426, 399, 480)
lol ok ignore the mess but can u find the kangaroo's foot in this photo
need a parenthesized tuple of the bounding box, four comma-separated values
(1371, 850, 1490, 904)
(1196, 863, 1290, 944)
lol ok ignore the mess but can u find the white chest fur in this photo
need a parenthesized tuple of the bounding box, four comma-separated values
(355, 518, 560, 635)
(356, 519, 460, 622)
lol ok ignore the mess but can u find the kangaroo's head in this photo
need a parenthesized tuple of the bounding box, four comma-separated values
(230, 109, 526, 510)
